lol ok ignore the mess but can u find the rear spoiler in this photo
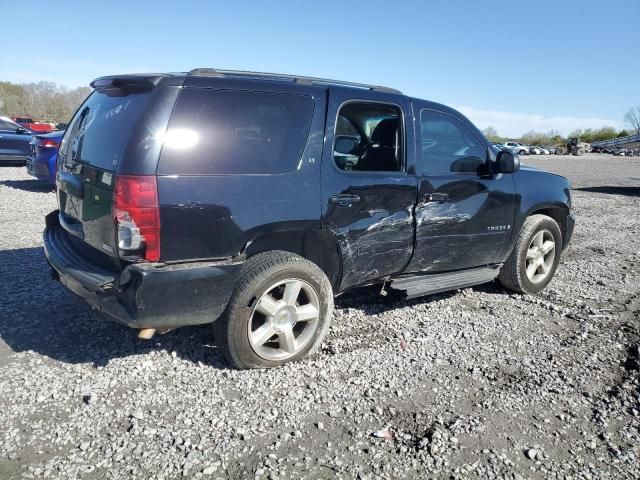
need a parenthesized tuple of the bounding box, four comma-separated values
(90, 75, 165, 93)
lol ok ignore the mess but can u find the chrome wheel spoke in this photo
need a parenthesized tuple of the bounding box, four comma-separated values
(282, 280, 303, 306)
(540, 261, 550, 275)
(526, 262, 538, 279)
(541, 240, 555, 255)
(532, 231, 544, 248)
(295, 303, 319, 322)
(278, 327, 297, 354)
(256, 294, 280, 317)
(526, 247, 537, 260)
(251, 323, 277, 346)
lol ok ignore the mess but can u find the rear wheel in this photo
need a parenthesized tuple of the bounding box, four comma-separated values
(576, 148, 585, 156)
(214, 251, 334, 369)
(498, 215, 562, 294)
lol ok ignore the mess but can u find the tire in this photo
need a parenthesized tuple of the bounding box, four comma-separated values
(498, 215, 562, 294)
(519, 149, 527, 155)
(576, 148, 584, 156)
(214, 251, 334, 369)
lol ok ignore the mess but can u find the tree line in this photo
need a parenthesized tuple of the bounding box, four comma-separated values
(482, 105, 640, 146)
(0, 81, 91, 124)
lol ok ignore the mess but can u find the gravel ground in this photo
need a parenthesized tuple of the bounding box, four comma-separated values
(0, 153, 639, 479)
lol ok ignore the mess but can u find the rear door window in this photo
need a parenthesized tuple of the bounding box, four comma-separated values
(333, 102, 403, 172)
(60, 90, 153, 171)
(158, 89, 314, 175)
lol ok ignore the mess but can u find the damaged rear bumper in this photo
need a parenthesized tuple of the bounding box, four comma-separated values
(43, 210, 242, 329)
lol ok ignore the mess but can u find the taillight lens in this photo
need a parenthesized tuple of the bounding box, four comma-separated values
(39, 139, 60, 149)
(114, 175, 161, 261)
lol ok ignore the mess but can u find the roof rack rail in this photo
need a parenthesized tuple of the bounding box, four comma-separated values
(187, 68, 402, 94)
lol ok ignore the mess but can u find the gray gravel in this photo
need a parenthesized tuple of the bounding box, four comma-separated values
(0, 153, 639, 479)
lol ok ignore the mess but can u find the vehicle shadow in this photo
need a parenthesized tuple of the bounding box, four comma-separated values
(574, 185, 640, 197)
(0, 247, 227, 369)
(335, 279, 509, 314)
(0, 179, 54, 192)
(0, 247, 513, 369)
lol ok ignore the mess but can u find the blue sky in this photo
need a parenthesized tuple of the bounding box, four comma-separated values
(1, 0, 638, 136)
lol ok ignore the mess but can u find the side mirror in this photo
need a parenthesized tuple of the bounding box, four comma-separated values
(334, 136, 358, 155)
(16, 127, 28, 134)
(496, 150, 520, 173)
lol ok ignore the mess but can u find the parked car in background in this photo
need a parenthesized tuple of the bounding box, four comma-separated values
(12, 116, 54, 133)
(26, 130, 64, 184)
(544, 145, 557, 154)
(529, 146, 549, 155)
(0, 116, 34, 163)
(493, 142, 517, 154)
(504, 141, 529, 154)
(55, 122, 68, 130)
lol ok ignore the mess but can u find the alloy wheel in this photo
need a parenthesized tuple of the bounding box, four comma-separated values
(525, 229, 556, 284)
(247, 279, 320, 361)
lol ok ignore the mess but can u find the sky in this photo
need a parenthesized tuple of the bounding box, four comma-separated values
(1, 0, 638, 137)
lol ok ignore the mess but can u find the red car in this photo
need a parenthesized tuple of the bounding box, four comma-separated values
(11, 117, 53, 133)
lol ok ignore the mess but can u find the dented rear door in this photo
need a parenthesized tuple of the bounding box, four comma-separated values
(321, 89, 417, 290)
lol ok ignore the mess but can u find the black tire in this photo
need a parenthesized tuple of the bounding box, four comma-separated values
(214, 251, 334, 369)
(498, 215, 562, 294)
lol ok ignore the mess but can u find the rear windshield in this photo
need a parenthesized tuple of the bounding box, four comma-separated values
(60, 90, 153, 171)
(158, 89, 314, 175)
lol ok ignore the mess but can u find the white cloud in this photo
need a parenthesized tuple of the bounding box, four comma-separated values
(455, 105, 622, 138)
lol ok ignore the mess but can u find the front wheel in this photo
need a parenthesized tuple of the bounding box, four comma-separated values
(498, 215, 562, 294)
(214, 251, 334, 369)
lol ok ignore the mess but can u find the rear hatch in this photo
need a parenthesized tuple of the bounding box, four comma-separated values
(56, 76, 178, 262)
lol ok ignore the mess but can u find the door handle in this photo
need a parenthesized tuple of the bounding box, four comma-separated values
(423, 192, 449, 203)
(329, 194, 361, 207)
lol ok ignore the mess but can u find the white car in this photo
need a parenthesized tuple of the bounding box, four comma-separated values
(503, 142, 529, 155)
(529, 146, 549, 155)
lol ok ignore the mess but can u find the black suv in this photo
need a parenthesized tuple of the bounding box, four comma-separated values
(44, 69, 575, 368)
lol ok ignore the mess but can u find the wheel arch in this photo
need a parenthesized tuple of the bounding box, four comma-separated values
(243, 230, 342, 291)
(527, 203, 570, 245)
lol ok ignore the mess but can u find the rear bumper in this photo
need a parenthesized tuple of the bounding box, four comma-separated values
(43, 210, 243, 329)
(26, 154, 54, 183)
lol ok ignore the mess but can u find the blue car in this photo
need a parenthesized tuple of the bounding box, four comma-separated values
(0, 116, 33, 163)
(26, 130, 64, 185)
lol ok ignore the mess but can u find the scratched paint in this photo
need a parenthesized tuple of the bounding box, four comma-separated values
(330, 206, 414, 289)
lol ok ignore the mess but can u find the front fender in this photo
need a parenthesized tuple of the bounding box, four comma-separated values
(506, 167, 572, 257)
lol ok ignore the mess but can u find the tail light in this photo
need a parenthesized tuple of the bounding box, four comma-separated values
(114, 175, 161, 261)
(38, 139, 60, 149)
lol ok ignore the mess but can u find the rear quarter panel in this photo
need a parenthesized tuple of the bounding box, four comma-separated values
(157, 87, 327, 262)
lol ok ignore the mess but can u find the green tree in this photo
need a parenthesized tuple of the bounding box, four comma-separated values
(0, 80, 90, 123)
